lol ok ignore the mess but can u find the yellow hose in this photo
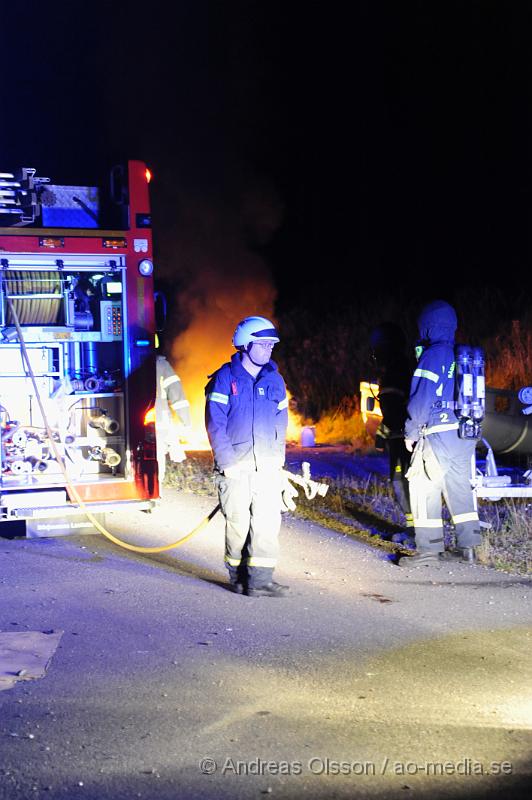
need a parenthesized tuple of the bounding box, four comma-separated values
(6, 295, 220, 553)
(82, 502, 221, 553)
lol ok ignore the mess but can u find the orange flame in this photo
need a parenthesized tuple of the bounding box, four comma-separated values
(286, 390, 306, 444)
(170, 269, 278, 451)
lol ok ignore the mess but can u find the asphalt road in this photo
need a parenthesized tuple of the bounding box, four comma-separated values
(0, 488, 531, 800)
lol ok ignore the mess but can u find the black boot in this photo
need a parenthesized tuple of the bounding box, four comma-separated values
(227, 565, 246, 594)
(444, 546, 477, 563)
(398, 551, 442, 566)
(245, 581, 289, 597)
(247, 566, 289, 597)
(461, 547, 476, 563)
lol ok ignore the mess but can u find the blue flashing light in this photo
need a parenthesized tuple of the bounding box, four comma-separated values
(138, 259, 153, 276)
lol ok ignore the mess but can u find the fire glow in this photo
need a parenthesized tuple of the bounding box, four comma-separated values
(164, 269, 367, 452)
(168, 269, 297, 451)
(286, 390, 306, 444)
(168, 299, 368, 453)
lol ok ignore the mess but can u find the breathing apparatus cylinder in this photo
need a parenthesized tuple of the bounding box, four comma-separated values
(471, 347, 485, 422)
(455, 346, 473, 419)
(455, 345, 485, 439)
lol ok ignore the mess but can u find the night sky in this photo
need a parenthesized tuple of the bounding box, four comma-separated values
(2, 2, 532, 310)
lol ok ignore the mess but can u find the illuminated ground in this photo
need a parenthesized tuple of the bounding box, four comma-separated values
(0, 486, 531, 799)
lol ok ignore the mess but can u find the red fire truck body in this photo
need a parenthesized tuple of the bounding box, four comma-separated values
(0, 160, 159, 536)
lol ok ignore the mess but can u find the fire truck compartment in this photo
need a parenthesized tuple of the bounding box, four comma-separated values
(0, 260, 129, 491)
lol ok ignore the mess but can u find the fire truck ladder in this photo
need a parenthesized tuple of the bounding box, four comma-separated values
(0, 168, 49, 226)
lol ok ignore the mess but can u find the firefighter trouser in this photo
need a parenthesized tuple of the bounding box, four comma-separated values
(407, 432, 481, 553)
(215, 468, 283, 588)
(156, 424, 186, 484)
(156, 425, 168, 484)
(388, 437, 414, 530)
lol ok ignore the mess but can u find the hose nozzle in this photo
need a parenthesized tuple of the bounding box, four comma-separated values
(89, 413, 120, 435)
(89, 445, 121, 468)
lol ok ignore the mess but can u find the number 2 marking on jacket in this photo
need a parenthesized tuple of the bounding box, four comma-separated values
(440, 412, 449, 423)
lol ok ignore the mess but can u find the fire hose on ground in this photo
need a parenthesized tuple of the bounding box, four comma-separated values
(6, 295, 328, 554)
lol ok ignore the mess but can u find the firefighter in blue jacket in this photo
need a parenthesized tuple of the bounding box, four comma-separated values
(401, 300, 482, 566)
(205, 316, 289, 596)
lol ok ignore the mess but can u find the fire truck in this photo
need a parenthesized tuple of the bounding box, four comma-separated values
(0, 160, 159, 536)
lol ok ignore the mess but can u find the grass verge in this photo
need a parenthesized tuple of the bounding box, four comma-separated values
(166, 453, 531, 574)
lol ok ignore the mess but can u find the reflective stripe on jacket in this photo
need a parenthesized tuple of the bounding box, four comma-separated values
(205, 352, 288, 472)
(156, 355, 191, 427)
(405, 342, 455, 441)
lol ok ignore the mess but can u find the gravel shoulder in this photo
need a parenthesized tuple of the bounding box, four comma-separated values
(0, 485, 531, 800)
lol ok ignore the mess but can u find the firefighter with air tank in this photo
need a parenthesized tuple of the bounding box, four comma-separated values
(400, 300, 484, 566)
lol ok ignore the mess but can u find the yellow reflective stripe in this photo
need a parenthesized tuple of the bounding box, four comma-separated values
(425, 423, 459, 434)
(452, 512, 479, 524)
(277, 397, 289, 410)
(413, 518, 443, 528)
(171, 399, 190, 410)
(414, 368, 439, 383)
(394, 465, 402, 473)
(224, 556, 241, 566)
(247, 556, 277, 567)
(208, 392, 229, 405)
